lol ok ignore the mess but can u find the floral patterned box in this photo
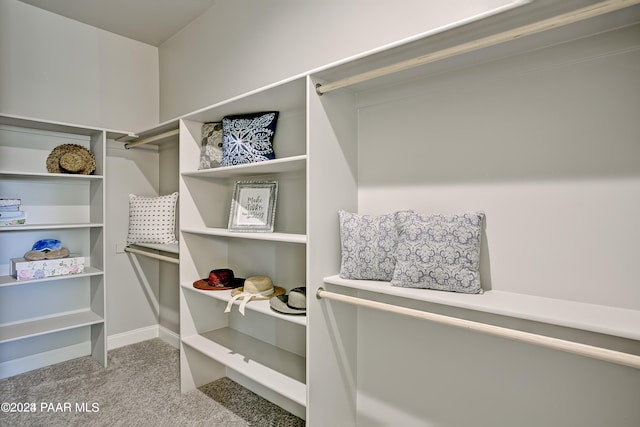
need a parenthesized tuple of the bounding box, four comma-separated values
(10, 255, 85, 280)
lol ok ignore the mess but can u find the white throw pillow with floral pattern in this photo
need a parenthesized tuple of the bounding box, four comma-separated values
(391, 211, 484, 294)
(338, 210, 408, 281)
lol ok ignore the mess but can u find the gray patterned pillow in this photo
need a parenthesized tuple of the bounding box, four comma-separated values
(127, 192, 179, 245)
(338, 210, 407, 281)
(199, 122, 223, 169)
(391, 211, 484, 294)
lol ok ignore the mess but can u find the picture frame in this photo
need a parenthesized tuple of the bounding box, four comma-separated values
(228, 181, 278, 232)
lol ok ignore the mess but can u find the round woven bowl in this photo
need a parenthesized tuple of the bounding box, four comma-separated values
(46, 144, 96, 174)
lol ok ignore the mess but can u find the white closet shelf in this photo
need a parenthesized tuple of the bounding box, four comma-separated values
(0, 266, 103, 288)
(0, 309, 103, 344)
(182, 328, 306, 406)
(117, 119, 179, 144)
(182, 283, 307, 326)
(128, 242, 179, 254)
(0, 113, 125, 137)
(125, 244, 179, 264)
(181, 155, 307, 179)
(323, 275, 640, 341)
(183, 76, 306, 124)
(0, 223, 103, 231)
(182, 227, 306, 244)
(0, 171, 103, 180)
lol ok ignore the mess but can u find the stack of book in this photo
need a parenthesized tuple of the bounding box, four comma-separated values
(0, 198, 26, 226)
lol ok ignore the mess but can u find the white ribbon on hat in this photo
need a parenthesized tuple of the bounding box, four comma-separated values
(224, 288, 274, 315)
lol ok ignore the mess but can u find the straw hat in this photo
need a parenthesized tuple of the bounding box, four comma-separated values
(46, 144, 96, 174)
(269, 287, 306, 315)
(224, 275, 285, 315)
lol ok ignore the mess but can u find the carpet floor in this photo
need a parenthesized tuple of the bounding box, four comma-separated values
(0, 338, 305, 427)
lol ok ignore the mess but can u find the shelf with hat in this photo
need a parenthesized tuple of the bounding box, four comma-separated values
(0, 170, 103, 180)
(181, 274, 307, 412)
(0, 113, 109, 378)
(183, 272, 306, 326)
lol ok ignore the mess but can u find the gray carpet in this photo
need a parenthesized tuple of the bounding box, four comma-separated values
(0, 338, 305, 427)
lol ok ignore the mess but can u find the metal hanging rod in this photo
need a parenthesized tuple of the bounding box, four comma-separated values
(124, 245, 179, 264)
(124, 129, 179, 149)
(315, 0, 640, 95)
(316, 287, 640, 369)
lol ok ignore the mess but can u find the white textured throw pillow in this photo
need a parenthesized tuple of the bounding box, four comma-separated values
(127, 192, 179, 245)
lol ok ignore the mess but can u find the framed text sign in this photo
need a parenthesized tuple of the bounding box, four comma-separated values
(228, 181, 278, 232)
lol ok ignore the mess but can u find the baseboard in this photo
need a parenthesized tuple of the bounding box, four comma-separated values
(108, 325, 160, 350)
(108, 325, 180, 350)
(0, 342, 89, 380)
(158, 325, 180, 349)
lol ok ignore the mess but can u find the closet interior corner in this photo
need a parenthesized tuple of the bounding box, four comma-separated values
(3, 0, 638, 424)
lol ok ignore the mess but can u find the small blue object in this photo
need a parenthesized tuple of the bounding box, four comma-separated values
(32, 239, 62, 251)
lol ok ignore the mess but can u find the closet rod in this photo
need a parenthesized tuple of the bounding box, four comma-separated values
(124, 129, 179, 149)
(316, 288, 640, 369)
(124, 246, 179, 264)
(315, 0, 640, 95)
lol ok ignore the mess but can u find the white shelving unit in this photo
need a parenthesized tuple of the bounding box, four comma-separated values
(304, 2, 640, 425)
(128, 1, 640, 424)
(0, 114, 116, 379)
(178, 76, 308, 419)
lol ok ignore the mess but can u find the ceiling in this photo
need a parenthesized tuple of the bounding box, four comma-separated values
(17, 0, 218, 46)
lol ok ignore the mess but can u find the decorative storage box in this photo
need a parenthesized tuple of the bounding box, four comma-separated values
(11, 255, 85, 281)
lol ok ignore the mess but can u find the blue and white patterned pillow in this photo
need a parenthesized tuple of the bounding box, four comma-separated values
(338, 210, 408, 281)
(391, 211, 484, 294)
(220, 111, 279, 166)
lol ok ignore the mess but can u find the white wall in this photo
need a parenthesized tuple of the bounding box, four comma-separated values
(0, 0, 159, 132)
(105, 142, 161, 339)
(158, 0, 523, 121)
(351, 24, 640, 425)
